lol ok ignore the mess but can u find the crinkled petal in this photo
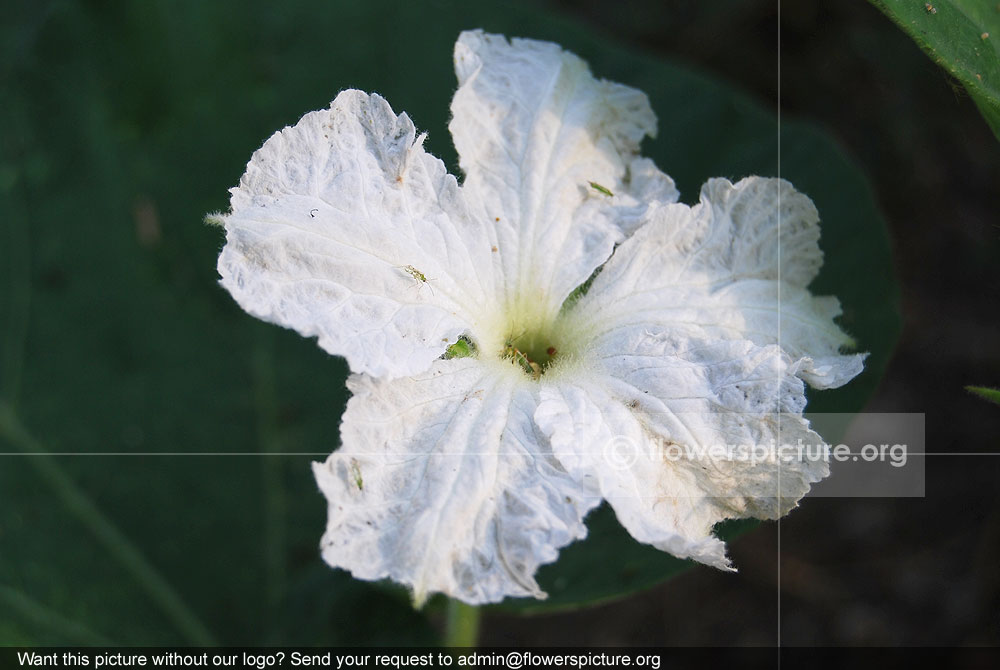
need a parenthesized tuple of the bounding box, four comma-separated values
(568, 176, 864, 389)
(218, 90, 497, 379)
(603, 157, 681, 237)
(312, 359, 599, 605)
(536, 332, 829, 569)
(450, 30, 675, 315)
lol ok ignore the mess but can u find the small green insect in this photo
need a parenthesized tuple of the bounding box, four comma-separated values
(501, 334, 542, 380)
(400, 264, 428, 282)
(588, 181, 614, 197)
(349, 458, 364, 491)
(398, 264, 435, 295)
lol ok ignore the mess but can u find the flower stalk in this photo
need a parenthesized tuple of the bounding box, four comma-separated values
(443, 599, 480, 648)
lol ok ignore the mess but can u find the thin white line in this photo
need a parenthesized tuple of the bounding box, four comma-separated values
(821, 453, 1000, 457)
(2, 451, 986, 456)
(0, 453, 330, 456)
(776, 0, 783, 654)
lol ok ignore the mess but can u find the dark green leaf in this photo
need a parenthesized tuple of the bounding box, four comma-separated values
(967, 385, 1000, 405)
(497, 507, 754, 614)
(0, 0, 899, 638)
(870, 0, 1000, 140)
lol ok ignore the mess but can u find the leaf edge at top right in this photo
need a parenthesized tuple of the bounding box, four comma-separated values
(870, 0, 1000, 140)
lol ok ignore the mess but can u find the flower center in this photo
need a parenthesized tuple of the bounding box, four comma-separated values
(501, 329, 558, 379)
(470, 292, 595, 381)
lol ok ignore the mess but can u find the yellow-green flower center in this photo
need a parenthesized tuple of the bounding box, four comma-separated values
(449, 290, 597, 381)
(501, 329, 559, 379)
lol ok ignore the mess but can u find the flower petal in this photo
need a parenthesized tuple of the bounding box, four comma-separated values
(450, 30, 673, 315)
(536, 333, 828, 569)
(312, 359, 598, 605)
(605, 157, 682, 237)
(218, 90, 497, 379)
(569, 176, 864, 389)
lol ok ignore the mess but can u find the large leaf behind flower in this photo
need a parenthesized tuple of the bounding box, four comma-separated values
(0, 0, 899, 640)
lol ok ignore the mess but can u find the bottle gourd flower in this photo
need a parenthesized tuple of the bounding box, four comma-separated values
(213, 30, 864, 605)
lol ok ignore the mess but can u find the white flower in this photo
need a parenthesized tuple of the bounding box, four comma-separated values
(215, 30, 864, 605)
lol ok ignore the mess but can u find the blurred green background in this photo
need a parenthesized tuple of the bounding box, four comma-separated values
(1, 0, 997, 646)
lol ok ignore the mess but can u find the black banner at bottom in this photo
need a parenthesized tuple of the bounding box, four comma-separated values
(3, 647, 999, 670)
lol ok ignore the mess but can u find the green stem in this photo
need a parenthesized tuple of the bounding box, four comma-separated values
(443, 599, 481, 647)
